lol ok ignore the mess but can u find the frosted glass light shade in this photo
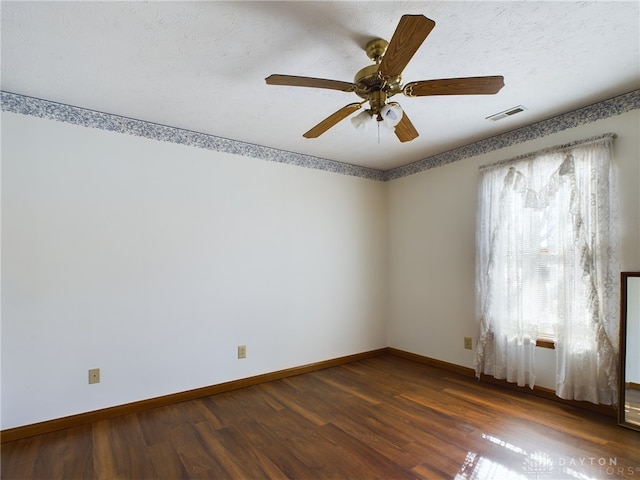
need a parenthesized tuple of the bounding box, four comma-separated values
(351, 110, 373, 130)
(380, 104, 403, 128)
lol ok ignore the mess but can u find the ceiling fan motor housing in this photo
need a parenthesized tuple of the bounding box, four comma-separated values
(355, 38, 404, 111)
(354, 64, 402, 94)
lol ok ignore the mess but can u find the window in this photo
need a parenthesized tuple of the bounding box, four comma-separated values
(475, 134, 619, 405)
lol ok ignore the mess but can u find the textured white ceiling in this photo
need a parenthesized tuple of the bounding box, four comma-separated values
(2, 1, 639, 171)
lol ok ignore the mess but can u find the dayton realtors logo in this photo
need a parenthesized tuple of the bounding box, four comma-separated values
(523, 454, 640, 477)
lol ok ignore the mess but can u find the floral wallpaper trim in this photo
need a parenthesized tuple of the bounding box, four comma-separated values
(2, 89, 638, 182)
(385, 89, 640, 181)
(0, 91, 386, 182)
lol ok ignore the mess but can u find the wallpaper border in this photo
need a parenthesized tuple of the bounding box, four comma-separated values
(2, 89, 639, 182)
(0, 91, 386, 182)
(386, 89, 640, 181)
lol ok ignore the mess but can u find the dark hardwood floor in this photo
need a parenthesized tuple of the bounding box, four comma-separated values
(2, 354, 639, 479)
(625, 387, 640, 426)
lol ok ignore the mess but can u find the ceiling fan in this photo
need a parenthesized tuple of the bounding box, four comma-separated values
(265, 14, 504, 142)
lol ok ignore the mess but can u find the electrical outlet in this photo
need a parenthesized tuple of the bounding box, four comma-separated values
(237, 345, 246, 359)
(88, 368, 100, 384)
(464, 337, 473, 350)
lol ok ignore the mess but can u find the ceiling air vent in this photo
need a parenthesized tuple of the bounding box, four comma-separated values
(486, 105, 527, 121)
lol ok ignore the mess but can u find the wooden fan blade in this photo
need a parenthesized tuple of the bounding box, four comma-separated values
(378, 15, 436, 78)
(266, 74, 356, 92)
(404, 76, 505, 97)
(303, 103, 362, 138)
(394, 110, 419, 143)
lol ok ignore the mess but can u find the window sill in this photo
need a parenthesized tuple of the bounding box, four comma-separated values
(536, 337, 556, 349)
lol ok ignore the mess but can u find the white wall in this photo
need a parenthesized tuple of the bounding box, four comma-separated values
(1, 112, 389, 429)
(388, 109, 640, 389)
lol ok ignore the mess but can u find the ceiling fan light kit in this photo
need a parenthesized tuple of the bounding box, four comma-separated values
(350, 103, 403, 137)
(265, 14, 505, 143)
(351, 110, 373, 130)
(381, 104, 403, 127)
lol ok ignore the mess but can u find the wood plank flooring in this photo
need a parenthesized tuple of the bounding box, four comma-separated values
(2, 353, 639, 479)
(624, 388, 640, 426)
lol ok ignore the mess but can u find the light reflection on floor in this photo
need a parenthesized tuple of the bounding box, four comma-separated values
(454, 450, 529, 479)
(453, 433, 600, 480)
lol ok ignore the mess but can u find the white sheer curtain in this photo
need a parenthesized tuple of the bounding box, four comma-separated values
(475, 134, 619, 405)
